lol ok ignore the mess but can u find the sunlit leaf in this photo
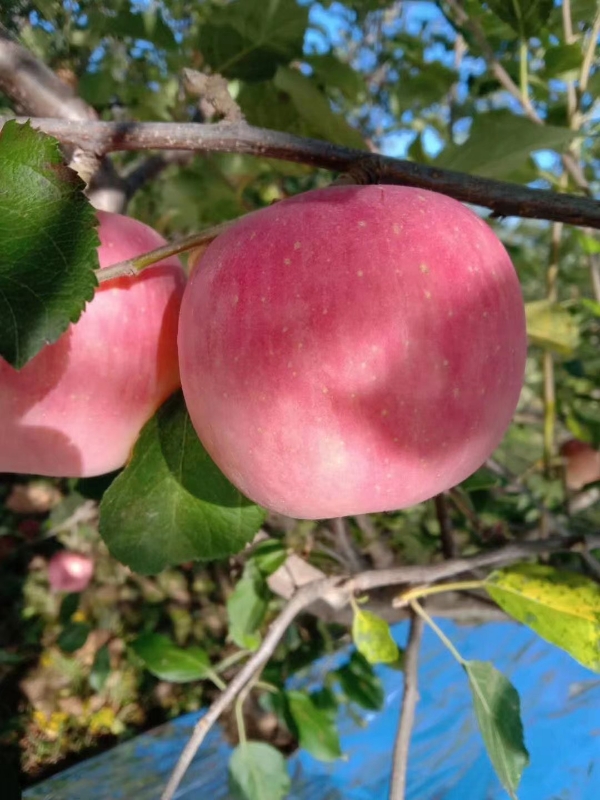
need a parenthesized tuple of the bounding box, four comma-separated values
(465, 660, 529, 800)
(486, 564, 600, 672)
(229, 742, 291, 800)
(352, 608, 400, 664)
(525, 300, 580, 356)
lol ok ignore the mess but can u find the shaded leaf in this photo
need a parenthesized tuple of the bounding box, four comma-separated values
(274, 66, 366, 149)
(99, 392, 265, 575)
(352, 608, 400, 664)
(487, 0, 553, 38)
(131, 633, 213, 683)
(89, 644, 111, 692)
(58, 621, 91, 653)
(250, 539, 288, 577)
(0, 121, 98, 368)
(227, 563, 270, 651)
(544, 43, 583, 80)
(286, 690, 342, 761)
(307, 54, 365, 102)
(229, 741, 290, 800)
(436, 110, 574, 179)
(461, 468, 501, 492)
(525, 300, 580, 356)
(486, 564, 600, 672)
(336, 651, 385, 711)
(465, 660, 529, 800)
(59, 592, 80, 625)
(199, 0, 308, 81)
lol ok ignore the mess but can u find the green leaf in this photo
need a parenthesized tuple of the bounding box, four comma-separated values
(58, 621, 91, 653)
(436, 110, 574, 179)
(250, 539, 288, 577)
(307, 54, 365, 102)
(99, 392, 265, 575)
(89, 644, 111, 692)
(394, 62, 458, 113)
(544, 43, 583, 80)
(229, 742, 291, 800)
(198, 0, 308, 81)
(461, 468, 501, 492)
(227, 563, 271, 651)
(131, 633, 213, 683)
(0, 120, 98, 368)
(486, 564, 600, 672)
(352, 608, 400, 664)
(465, 660, 529, 800)
(525, 300, 580, 356)
(335, 651, 385, 711)
(274, 66, 367, 150)
(59, 592, 80, 625)
(486, 0, 553, 38)
(285, 690, 342, 762)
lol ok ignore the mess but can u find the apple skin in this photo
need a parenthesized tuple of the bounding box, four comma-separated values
(560, 439, 600, 490)
(0, 212, 185, 477)
(179, 185, 527, 519)
(48, 551, 94, 593)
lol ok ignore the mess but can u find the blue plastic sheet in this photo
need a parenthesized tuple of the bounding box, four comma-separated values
(25, 619, 600, 799)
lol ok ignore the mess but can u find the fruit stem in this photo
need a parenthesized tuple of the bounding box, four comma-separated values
(409, 600, 465, 666)
(393, 580, 486, 608)
(95, 217, 243, 284)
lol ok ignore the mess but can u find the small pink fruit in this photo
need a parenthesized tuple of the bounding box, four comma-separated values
(560, 439, 600, 491)
(48, 551, 94, 593)
(0, 212, 185, 477)
(179, 185, 527, 519)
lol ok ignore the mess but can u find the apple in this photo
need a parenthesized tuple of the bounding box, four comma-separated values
(48, 550, 94, 593)
(560, 439, 600, 491)
(0, 212, 185, 477)
(179, 185, 527, 519)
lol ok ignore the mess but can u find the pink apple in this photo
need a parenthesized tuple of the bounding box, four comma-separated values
(560, 439, 600, 490)
(179, 185, 527, 519)
(48, 550, 94, 593)
(0, 212, 185, 477)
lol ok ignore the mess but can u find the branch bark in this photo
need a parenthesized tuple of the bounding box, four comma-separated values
(389, 612, 424, 800)
(161, 529, 600, 800)
(0, 27, 126, 211)
(1, 117, 599, 229)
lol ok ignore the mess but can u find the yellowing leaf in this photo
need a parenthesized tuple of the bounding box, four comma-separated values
(525, 300, 579, 356)
(352, 609, 400, 664)
(485, 564, 600, 672)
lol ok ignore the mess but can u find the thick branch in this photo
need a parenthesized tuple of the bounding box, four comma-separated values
(1, 117, 599, 229)
(389, 612, 424, 800)
(0, 29, 126, 211)
(161, 529, 600, 800)
(0, 27, 95, 120)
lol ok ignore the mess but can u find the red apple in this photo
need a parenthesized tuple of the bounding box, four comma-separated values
(48, 550, 94, 593)
(179, 185, 527, 519)
(560, 439, 600, 490)
(0, 212, 185, 477)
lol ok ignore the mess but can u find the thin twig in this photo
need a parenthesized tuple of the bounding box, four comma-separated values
(442, 0, 590, 193)
(579, 11, 600, 94)
(1, 117, 600, 229)
(434, 493, 455, 559)
(161, 530, 600, 800)
(389, 611, 424, 800)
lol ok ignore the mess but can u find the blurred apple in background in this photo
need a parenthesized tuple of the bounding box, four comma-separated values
(48, 551, 94, 593)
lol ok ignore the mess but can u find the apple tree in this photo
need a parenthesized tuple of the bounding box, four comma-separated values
(1, 2, 600, 799)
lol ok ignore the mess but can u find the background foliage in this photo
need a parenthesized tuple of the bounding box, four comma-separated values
(1, 1, 600, 798)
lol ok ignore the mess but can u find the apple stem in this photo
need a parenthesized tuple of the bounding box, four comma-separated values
(95, 216, 242, 284)
(393, 579, 486, 608)
(409, 599, 465, 666)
